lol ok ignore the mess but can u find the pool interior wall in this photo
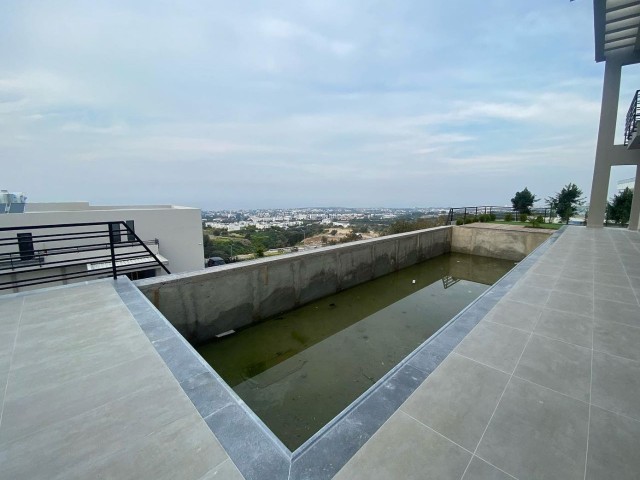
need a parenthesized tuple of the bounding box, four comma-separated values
(126, 226, 560, 480)
(197, 253, 515, 450)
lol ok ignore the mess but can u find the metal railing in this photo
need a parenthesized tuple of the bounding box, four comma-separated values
(624, 89, 640, 146)
(0, 221, 170, 291)
(446, 206, 553, 225)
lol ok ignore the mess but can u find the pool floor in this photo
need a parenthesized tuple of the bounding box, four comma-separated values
(196, 252, 514, 450)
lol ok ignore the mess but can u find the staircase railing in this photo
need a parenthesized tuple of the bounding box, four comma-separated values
(0, 221, 170, 291)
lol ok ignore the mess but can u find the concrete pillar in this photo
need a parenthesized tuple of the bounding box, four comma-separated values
(628, 166, 640, 230)
(588, 60, 622, 227)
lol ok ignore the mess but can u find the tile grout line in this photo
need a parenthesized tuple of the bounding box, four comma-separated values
(0, 297, 25, 431)
(458, 284, 549, 480)
(399, 410, 520, 480)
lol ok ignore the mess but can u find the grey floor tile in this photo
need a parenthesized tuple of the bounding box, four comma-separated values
(594, 284, 638, 306)
(0, 368, 8, 414)
(402, 353, 509, 451)
(591, 351, 640, 421)
(483, 300, 542, 331)
(593, 263, 624, 275)
(546, 291, 593, 317)
(7, 328, 155, 397)
(517, 273, 557, 290)
(455, 322, 530, 374)
(0, 299, 22, 333)
(560, 268, 594, 283)
(462, 457, 514, 480)
(593, 322, 640, 362)
(514, 334, 591, 402)
(333, 411, 471, 480)
(476, 377, 589, 480)
(594, 297, 640, 328)
(624, 265, 640, 278)
(11, 312, 140, 370)
(554, 278, 594, 297)
(504, 285, 550, 306)
(199, 459, 245, 480)
(0, 351, 170, 444)
(0, 379, 194, 480)
(586, 406, 640, 480)
(0, 349, 12, 376)
(76, 414, 228, 480)
(0, 331, 16, 355)
(532, 263, 561, 277)
(534, 308, 593, 348)
(594, 272, 631, 288)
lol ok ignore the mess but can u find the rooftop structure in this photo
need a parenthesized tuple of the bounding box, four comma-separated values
(0, 190, 27, 214)
(0, 201, 204, 292)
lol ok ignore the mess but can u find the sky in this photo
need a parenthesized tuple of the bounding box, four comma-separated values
(1, 0, 639, 209)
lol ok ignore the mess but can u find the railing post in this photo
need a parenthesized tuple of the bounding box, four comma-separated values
(108, 223, 118, 280)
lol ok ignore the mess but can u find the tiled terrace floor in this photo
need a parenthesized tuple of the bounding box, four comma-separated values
(335, 227, 640, 480)
(0, 280, 244, 480)
(1, 227, 639, 480)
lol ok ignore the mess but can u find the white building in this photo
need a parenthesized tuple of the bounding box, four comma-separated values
(0, 201, 204, 292)
(588, 2, 640, 230)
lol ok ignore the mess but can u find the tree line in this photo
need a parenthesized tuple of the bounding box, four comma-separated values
(512, 183, 634, 225)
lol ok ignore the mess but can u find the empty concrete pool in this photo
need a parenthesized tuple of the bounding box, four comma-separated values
(195, 252, 514, 449)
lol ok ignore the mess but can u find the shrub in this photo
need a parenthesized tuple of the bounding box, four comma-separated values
(520, 213, 528, 223)
(489, 213, 496, 221)
(479, 214, 490, 223)
(504, 213, 513, 222)
(456, 218, 464, 225)
(536, 215, 544, 224)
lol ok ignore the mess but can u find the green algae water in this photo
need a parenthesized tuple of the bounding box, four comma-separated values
(196, 252, 514, 450)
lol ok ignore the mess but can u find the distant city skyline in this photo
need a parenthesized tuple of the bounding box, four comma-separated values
(1, 1, 638, 209)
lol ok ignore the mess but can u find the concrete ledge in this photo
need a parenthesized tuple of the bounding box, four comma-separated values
(135, 226, 452, 344)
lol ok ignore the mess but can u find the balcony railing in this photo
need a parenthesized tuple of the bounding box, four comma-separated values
(0, 221, 170, 291)
(446, 206, 553, 224)
(624, 89, 640, 146)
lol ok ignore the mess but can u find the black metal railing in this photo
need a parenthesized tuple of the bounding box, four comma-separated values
(446, 206, 553, 225)
(0, 221, 170, 291)
(624, 89, 640, 146)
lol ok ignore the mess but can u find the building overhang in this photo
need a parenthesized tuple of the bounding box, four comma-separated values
(595, 0, 640, 65)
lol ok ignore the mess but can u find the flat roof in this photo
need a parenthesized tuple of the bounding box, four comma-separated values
(594, 0, 640, 64)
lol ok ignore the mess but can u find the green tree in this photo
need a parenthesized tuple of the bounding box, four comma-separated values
(511, 187, 537, 214)
(547, 183, 585, 224)
(606, 187, 633, 224)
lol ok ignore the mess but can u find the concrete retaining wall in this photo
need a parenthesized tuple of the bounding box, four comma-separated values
(451, 225, 552, 261)
(135, 226, 452, 344)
